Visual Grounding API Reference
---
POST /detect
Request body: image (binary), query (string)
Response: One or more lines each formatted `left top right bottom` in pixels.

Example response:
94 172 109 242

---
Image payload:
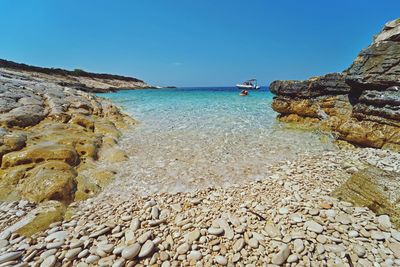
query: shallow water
100 87 336 195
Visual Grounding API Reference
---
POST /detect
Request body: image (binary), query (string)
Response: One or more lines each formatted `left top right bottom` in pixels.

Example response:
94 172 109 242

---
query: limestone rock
19 162 76 202
1 143 79 168
332 166 400 227
269 18 400 151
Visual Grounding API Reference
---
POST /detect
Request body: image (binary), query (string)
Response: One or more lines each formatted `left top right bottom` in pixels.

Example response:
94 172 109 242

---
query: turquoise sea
99 87 335 195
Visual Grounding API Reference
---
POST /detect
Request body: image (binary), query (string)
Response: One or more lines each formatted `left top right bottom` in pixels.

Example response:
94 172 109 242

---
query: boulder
20 161 77 202
15 201 67 237
332 166 400 227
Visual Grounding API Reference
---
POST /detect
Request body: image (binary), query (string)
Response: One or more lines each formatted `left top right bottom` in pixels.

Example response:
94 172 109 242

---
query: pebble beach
1 146 399 266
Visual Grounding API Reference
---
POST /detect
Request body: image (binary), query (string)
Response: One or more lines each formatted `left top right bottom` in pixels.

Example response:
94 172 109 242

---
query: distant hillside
0 59 144 82
0 59 152 92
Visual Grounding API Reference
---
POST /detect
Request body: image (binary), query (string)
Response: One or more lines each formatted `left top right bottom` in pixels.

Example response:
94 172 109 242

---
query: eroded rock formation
0 67 135 205
270 18 400 151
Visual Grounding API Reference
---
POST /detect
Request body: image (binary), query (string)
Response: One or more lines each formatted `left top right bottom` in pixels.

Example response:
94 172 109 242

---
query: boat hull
236 84 260 90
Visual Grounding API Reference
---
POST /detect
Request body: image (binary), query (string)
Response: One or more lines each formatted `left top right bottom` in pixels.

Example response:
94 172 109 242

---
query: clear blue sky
0 1 399 87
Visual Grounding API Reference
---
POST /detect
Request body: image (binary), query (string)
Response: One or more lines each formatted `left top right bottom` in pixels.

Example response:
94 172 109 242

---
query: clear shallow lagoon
100 87 335 195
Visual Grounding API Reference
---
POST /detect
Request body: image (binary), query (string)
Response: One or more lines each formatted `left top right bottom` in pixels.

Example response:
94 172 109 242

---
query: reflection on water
99 87 336 195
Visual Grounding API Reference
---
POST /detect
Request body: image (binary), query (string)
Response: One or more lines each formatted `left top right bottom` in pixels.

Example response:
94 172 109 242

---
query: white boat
236 79 260 90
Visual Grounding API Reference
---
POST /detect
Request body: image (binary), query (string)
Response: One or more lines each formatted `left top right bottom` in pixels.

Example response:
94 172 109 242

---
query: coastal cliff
270 19 400 151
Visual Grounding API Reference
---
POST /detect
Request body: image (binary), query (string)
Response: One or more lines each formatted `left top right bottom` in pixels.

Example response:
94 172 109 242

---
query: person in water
241 89 248 96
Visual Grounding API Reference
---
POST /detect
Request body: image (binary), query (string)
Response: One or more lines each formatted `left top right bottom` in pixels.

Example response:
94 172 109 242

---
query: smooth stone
69 240 84 249
316 235 327 244
215 218 234 240
177 243 190 255
130 218 140 231
185 229 201 244
96 247 108 257
98 256 114 266
40 249 57 260
348 230 359 238
78 249 89 258
227 213 241 227
187 250 202 261
371 231 386 240
65 248 82 260
353 244 366 257
40 255 57 267
287 254 299 263
248 238 259 248
85 255 100 264
293 239 304 253
232 253 241 263
45 231 67 242
378 215 392 230
0 251 23 264
89 227 111 238
271 244 291 265
124 230 135 244
121 215 132 221
392 231 400 242
325 209 337 218
0 231 11 240
215 255 228 265
137 231 152 244
144 199 157 208
316 243 325 254
233 238 245 253
112 258 125 267
358 259 373 267
289 214 302 223
138 240 155 258
336 214 351 225
98 243 114 253
113 246 125 255
207 227 224 236
388 242 400 258
309 209 319 216
159 251 169 261
151 206 159 220
324 244 345 254
0 240 9 249
279 207 289 215
46 241 64 249
305 221 324 234
121 243 141 260
171 203 182 212
264 223 281 238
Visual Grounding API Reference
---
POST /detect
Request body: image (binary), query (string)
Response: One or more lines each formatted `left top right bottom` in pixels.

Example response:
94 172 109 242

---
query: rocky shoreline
270 19 400 151
0 147 399 266
0 19 400 266
0 62 140 236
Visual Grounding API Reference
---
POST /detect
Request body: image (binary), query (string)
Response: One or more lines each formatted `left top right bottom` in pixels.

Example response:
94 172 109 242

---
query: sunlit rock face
270 18 400 151
0 66 135 205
